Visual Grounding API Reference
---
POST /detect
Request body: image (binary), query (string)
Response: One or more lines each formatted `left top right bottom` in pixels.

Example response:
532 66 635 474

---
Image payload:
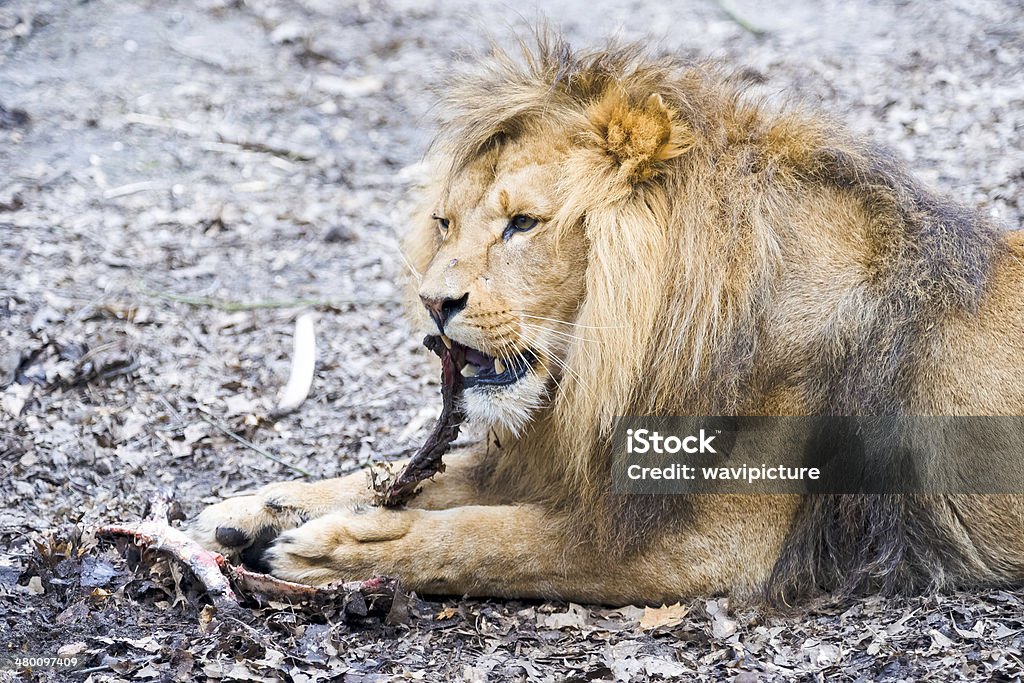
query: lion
190 35 1024 606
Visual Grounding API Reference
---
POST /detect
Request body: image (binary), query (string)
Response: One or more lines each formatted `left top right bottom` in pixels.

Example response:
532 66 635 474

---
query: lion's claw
214 526 250 548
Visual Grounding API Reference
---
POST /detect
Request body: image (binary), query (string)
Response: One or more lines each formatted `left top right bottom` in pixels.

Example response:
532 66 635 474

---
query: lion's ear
588 89 692 183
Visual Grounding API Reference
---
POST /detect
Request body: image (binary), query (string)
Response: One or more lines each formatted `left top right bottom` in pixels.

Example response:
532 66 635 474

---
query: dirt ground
1 0 1023 681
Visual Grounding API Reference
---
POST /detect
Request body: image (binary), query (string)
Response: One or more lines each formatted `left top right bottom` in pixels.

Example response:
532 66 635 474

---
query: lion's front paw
188 482 318 570
263 507 420 585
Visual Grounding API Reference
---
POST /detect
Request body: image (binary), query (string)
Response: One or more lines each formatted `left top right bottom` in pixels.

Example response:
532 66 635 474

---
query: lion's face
414 132 588 433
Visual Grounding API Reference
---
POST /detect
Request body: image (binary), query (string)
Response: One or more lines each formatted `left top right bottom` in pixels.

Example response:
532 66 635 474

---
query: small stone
314 75 383 98
324 224 357 243
270 20 307 44
0 104 29 129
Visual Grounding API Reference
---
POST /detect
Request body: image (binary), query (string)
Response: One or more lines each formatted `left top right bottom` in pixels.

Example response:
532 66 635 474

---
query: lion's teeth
493 358 506 375
440 334 452 349
461 364 476 378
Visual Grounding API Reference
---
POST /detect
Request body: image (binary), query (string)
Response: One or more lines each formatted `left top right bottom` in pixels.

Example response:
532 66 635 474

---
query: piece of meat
379 335 466 508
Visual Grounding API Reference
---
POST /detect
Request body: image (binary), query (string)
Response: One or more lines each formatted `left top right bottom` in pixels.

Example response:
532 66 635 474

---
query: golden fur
191 34 1024 606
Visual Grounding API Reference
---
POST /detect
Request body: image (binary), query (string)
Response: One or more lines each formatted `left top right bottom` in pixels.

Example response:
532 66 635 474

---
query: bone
97 498 399 618
273 313 316 417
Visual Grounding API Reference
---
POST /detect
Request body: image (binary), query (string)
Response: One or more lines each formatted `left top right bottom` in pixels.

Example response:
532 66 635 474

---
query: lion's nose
420 292 469 333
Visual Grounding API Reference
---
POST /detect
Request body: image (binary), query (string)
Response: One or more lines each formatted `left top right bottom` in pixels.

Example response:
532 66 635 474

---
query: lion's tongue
465 348 493 370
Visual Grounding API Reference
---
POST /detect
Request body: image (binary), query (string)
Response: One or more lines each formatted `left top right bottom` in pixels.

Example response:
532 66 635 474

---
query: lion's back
916 229 1024 415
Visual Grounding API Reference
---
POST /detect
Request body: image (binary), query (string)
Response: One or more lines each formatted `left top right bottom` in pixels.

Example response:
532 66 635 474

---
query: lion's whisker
513 312 624 330
497 329 570 401
518 321 601 345
518 324 601 390
397 247 423 283
515 326 593 395
511 333 574 398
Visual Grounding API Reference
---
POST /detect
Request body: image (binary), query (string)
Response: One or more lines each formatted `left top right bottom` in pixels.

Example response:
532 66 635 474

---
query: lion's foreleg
263 503 602 597
265 496 797 604
261 504 702 603
188 450 484 562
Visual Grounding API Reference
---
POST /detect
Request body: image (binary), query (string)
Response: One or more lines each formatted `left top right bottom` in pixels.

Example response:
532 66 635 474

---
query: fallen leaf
639 602 689 630
706 599 738 640
57 642 87 656
224 394 258 415
930 629 955 649
540 603 590 630
2 383 32 417
183 422 210 445
199 605 217 634
642 656 690 677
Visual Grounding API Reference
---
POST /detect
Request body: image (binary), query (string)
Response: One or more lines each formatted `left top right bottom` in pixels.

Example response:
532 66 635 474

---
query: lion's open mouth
440 337 536 388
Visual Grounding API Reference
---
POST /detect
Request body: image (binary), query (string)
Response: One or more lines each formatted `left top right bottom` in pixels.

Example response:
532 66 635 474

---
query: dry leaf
435 606 459 620
712 612 738 639
639 602 690 630
540 603 590 630
57 642 87 656
198 605 217 634
929 629 955 649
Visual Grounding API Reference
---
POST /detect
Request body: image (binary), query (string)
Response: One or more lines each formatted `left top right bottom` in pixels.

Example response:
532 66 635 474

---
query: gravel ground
0 0 1022 681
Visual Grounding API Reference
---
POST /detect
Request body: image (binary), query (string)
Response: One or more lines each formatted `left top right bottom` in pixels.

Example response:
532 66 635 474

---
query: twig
143 290 335 311
123 113 202 136
140 288 395 311
196 412 312 478
199 141 298 170
224 139 316 162
103 180 167 199
180 323 214 354
708 0 767 36
156 394 184 424
163 37 244 73
125 110 313 161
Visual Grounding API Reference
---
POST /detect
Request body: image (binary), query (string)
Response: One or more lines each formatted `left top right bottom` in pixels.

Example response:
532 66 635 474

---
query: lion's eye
503 214 539 240
432 214 450 233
